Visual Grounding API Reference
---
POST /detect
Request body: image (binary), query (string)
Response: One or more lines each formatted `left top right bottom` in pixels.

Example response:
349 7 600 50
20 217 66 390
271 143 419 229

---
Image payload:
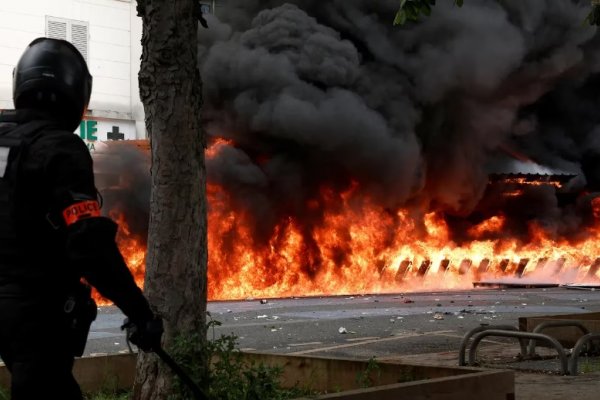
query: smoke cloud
98 0 600 249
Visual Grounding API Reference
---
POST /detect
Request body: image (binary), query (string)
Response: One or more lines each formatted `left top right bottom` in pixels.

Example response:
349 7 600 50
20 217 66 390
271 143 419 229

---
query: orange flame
104 141 600 302
206 138 234 158
500 177 563 188
592 197 600 219
467 216 505 238
92 211 146 305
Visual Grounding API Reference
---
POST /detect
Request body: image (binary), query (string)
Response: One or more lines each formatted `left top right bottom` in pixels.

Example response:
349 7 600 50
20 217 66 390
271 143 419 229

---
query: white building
0 0 145 151
0 0 220 152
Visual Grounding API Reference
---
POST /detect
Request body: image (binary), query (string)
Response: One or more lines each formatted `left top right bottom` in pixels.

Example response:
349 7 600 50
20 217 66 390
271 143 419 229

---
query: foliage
2 385 130 400
580 356 600 374
166 330 208 400
355 357 382 388
586 1 600 25
84 390 130 400
393 0 462 25
394 0 600 26
83 374 130 400
167 314 312 400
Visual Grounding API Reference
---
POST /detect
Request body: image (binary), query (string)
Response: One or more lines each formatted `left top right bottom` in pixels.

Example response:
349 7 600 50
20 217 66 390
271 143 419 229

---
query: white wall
0 0 144 134
129 2 145 139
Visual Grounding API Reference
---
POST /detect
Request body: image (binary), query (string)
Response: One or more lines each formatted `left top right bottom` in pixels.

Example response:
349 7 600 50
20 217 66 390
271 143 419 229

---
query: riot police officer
0 38 163 399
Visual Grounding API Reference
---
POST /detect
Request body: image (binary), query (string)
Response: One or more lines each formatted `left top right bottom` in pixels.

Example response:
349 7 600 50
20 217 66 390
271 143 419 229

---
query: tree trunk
134 1 207 399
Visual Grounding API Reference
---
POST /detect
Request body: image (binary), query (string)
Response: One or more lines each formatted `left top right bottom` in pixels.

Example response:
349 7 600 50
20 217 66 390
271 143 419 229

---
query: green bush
85 389 130 400
167 314 312 400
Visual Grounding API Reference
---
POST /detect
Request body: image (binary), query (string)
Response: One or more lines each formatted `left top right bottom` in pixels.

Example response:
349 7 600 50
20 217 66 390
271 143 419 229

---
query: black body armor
0 120 52 284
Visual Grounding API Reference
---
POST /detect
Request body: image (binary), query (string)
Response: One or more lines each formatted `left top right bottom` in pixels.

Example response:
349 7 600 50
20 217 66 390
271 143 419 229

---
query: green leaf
394 0 596 27
593 5 600 26
422 3 432 16
394 9 408 25
405 2 420 21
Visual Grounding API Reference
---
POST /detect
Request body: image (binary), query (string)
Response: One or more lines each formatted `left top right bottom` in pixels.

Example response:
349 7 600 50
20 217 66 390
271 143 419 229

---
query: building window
199 2 212 14
45 16 89 62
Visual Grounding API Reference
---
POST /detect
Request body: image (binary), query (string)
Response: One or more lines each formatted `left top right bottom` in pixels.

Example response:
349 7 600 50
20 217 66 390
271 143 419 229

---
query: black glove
122 316 164 352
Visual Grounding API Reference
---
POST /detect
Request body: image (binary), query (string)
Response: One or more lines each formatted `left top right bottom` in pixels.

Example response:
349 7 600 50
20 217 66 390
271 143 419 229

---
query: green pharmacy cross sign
79 120 98 151
79 120 98 141
79 120 126 151
107 126 125 140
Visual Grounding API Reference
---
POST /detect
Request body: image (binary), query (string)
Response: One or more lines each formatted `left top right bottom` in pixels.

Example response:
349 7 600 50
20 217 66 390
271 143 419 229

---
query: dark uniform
0 39 161 399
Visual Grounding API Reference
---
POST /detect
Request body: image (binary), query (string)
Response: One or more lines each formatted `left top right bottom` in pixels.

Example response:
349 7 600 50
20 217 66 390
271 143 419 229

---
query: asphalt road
84 286 600 360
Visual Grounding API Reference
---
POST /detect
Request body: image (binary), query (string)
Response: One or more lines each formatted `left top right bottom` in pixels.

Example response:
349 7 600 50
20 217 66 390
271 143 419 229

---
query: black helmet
13 37 92 131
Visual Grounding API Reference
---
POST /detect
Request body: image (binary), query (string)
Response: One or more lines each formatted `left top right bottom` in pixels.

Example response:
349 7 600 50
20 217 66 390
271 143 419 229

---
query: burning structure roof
489 173 577 182
488 173 578 186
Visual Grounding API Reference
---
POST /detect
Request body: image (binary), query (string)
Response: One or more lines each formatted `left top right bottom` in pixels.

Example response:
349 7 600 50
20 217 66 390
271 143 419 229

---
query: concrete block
519 312 600 347
1 352 515 400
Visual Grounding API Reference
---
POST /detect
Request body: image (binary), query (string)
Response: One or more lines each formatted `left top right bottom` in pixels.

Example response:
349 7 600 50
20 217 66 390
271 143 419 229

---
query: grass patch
84 389 131 400
3 386 130 400
580 357 600 374
356 357 381 388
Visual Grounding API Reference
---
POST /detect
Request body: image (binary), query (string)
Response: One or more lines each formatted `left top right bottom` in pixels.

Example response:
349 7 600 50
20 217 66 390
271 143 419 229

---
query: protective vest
0 121 51 280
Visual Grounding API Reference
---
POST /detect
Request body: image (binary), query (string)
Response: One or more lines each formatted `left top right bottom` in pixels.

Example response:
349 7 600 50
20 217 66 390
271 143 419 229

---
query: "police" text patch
62 200 101 226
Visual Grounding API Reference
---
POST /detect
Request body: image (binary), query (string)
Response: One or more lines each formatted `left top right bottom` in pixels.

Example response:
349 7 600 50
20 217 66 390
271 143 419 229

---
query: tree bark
134 1 207 398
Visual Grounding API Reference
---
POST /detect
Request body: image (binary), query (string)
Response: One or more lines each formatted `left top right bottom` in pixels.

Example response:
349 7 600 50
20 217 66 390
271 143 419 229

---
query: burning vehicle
94 1 600 300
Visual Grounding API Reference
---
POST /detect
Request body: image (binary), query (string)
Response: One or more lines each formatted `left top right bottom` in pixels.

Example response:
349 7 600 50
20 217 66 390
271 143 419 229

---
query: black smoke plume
96 0 600 251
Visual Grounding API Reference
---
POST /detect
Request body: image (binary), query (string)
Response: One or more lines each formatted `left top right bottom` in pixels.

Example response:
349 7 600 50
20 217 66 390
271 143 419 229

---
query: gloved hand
121 316 164 352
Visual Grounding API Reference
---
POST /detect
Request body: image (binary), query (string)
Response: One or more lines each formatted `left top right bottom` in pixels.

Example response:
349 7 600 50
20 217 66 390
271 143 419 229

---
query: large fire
101 140 600 302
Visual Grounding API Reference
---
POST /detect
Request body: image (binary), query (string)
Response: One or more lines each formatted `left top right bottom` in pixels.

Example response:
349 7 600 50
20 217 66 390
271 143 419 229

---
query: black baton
155 347 208 400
